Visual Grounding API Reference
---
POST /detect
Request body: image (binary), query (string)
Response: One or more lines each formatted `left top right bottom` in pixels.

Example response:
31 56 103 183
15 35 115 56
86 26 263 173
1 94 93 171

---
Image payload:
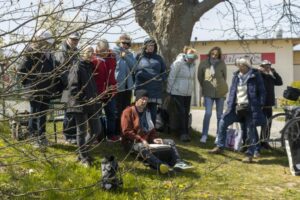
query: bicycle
263 106 300 149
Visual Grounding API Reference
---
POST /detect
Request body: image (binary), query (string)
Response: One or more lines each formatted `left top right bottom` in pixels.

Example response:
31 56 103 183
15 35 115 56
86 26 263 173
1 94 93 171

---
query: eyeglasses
121 42 130 46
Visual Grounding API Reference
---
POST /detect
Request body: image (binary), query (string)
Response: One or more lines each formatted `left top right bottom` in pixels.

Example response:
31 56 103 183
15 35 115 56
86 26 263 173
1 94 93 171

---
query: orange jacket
121 105 158 145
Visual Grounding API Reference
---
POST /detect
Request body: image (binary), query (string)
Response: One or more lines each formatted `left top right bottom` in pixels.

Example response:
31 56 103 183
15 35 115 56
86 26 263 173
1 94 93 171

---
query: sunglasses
121 42 131 46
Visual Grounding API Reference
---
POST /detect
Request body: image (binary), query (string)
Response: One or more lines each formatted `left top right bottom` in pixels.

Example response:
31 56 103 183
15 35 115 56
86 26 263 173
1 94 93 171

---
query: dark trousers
115 90 132 133
103 97 117 137
29 98 50 137
261 107 273 142
133 139 181 169
74 112 103 161
147 102 158 126
63 112 77 140
172 95 191 136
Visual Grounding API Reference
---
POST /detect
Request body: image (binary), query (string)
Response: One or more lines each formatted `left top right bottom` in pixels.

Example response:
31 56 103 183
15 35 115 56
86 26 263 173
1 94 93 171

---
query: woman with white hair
65 46 103 167
209 56 266 163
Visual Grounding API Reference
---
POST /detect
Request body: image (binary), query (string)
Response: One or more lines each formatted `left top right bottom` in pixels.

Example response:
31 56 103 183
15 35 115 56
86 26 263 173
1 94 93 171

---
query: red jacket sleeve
91 56 108 96
121 107 143 142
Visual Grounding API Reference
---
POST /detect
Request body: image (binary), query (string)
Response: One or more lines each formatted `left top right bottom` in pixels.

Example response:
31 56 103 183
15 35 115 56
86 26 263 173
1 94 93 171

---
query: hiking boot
180 134 191 142
242 155 253 163
261 142 272 150
200 135 207 143
208 146 224 154
159 164 170 174
173 161 194 172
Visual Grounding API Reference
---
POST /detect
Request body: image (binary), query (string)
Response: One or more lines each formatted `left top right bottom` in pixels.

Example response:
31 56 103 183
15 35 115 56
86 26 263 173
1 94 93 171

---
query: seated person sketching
121 89 193 174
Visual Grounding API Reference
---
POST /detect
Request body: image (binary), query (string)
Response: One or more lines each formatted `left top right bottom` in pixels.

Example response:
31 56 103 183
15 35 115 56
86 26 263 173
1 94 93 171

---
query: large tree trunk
131 0 223 67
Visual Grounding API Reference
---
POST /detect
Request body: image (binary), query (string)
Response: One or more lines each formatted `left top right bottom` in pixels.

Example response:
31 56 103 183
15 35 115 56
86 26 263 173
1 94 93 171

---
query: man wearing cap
121 89 194 174
113 34 136 134
257 60 283 151
17 28 58 148
56 32 80 144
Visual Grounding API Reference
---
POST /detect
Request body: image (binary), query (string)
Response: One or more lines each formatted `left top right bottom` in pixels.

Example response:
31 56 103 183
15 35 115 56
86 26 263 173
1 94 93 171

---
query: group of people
17 28 282 171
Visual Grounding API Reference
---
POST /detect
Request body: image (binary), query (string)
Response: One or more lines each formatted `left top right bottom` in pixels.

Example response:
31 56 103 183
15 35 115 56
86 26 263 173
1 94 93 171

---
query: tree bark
131 0 224 67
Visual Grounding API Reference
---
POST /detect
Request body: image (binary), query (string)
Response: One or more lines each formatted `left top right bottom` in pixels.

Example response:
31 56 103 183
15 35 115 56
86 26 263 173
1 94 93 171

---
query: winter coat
17 47 59 100
134 52 167 99
101 52 117 100
225 68 266 126
198 59 228 98
113 46 136 91
121 105 158 145
167 53 195 96
91 56 108 97
260 70 283 106
66 60 100 114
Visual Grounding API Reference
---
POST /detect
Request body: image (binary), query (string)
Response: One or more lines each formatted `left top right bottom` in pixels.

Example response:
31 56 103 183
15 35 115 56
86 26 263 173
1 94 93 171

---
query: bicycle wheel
263 112 292 149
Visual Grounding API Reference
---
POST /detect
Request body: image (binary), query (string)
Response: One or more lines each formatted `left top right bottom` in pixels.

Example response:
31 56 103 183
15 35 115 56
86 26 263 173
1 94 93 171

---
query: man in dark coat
257 60 283 150
17 29 58 148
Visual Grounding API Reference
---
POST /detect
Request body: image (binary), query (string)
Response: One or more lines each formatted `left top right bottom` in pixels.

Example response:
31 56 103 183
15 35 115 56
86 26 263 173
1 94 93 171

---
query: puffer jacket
225 68 266 126
17 47 59 99
134 52 167 99
198 59 228 98
66 60 100 114
167 53 195 96
113 46 136 91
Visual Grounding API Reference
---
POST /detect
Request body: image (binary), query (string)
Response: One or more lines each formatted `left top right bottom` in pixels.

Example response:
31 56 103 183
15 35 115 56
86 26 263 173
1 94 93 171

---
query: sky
1 0 300 52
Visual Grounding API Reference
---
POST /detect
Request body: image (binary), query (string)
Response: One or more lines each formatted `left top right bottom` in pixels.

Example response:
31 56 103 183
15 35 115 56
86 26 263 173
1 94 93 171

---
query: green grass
1 122 300 200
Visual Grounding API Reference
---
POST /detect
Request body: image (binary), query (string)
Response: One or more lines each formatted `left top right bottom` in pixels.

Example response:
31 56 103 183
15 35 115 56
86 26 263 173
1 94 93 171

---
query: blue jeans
29 98 50 137
74 113 103 160
202 97 225 137
103 98 117 137
217 111 256 156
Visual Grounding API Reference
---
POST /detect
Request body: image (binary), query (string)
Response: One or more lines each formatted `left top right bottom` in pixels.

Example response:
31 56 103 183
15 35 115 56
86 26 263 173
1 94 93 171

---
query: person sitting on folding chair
121 89 193 174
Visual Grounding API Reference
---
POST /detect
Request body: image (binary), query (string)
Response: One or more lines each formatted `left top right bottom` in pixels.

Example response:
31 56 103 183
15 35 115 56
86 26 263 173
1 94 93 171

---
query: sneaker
208 146 224 154
180 134 191 142
159 164 170 174
254 151 260 158
200 135 207 143
173 161 194 172
242 155 253 163
106 135 121 142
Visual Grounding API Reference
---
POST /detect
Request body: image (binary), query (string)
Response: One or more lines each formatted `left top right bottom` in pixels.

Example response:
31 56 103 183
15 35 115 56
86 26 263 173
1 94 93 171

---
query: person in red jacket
94 39 119 142
121 89 194 174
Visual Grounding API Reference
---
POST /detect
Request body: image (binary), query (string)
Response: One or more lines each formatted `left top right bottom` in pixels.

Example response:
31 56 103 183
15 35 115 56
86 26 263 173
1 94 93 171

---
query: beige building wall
192 39 299 106
130 38 300 107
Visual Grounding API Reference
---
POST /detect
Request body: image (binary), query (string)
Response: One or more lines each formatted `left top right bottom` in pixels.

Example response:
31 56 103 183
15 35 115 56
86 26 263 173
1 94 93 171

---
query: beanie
135 89 149 101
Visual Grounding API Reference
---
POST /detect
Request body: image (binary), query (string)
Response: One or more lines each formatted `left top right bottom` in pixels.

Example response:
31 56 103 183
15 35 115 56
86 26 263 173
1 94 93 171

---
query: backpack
100 156 123 190
283 86 300 101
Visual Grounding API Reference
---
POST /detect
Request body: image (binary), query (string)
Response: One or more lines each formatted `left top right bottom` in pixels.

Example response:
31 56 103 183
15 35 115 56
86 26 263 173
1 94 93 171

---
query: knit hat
135 89 149 101
143 38 156 46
